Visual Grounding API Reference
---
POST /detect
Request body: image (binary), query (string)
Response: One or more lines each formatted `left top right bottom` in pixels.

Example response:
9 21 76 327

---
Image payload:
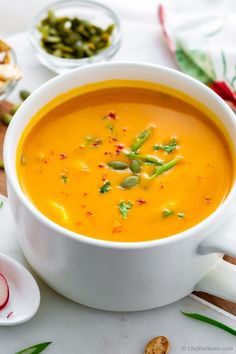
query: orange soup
17 80 234 242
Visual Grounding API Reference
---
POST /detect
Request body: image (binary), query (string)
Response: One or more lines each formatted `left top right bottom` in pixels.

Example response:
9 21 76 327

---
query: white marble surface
0 5 236 353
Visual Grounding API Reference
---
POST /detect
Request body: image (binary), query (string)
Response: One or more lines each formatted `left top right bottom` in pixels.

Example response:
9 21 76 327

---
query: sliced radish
0 273 9 310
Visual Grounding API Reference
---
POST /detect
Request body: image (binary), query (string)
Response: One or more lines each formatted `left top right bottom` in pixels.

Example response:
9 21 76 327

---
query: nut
144 336 170 354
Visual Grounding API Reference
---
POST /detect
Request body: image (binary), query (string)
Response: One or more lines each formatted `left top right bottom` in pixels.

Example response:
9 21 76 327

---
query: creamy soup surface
17 81 234 242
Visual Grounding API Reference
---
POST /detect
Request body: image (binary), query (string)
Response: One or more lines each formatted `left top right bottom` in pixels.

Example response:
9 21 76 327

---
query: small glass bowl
29 0 121 74
0 48 19 101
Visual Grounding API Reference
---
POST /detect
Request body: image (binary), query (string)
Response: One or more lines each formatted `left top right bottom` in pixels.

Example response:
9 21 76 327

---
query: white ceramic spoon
0 196 40 325
0 253 40 325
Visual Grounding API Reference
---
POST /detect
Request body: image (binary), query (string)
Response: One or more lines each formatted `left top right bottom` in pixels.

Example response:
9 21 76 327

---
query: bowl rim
4 62 236 250
29 0 121 66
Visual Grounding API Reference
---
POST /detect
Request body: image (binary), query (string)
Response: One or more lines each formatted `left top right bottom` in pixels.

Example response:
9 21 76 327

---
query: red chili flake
92 138 103 148
86 211 93 218
102 173 107 181
98 164 105 168
115 144 124 150
122 127 127 132
137 199 147 206
112 137 118 142
59 153 67 160
116 150 121 155
205 197 212 204
112 223 122 234
7 312 14 319
83 192 88 197
105 111 118 120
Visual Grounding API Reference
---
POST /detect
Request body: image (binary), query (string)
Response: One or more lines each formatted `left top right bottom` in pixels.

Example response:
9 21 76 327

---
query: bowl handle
195 218 236 301
194 260 236 302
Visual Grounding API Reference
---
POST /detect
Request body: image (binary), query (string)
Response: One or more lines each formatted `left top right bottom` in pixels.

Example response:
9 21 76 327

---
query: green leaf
181 312 236 336
100 181 111 194
118 201 133 219
175 42 216 85
153 138 177 153
131 127 153 152
15 342 52 354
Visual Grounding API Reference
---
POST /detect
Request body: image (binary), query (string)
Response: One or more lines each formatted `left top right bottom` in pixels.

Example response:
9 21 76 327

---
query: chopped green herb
149 158 181 179
131 127 153 152
181 311 236 336
129 159 141 173
0 201 3 208
61 175 68 184
162 208 174 217
0 160 4 170
20 90 31 101
15 341 52 354
153 138 177 153
100 181 111 194
177 212 185 219
120 175 139 189
118 201 133 219
108 161 128 170
125 152 162 166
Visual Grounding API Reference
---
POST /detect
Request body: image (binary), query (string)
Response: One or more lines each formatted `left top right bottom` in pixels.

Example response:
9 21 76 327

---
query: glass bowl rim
29 0 122 65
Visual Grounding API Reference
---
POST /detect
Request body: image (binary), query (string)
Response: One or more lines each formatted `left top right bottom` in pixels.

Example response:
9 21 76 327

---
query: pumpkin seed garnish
177 212 185 219
120 175 139 189
144 336 170 354
37 10 115 59
20 89 31 101
0 160 4 170
129 159 141 173
1 112 12 125
108 161 128 170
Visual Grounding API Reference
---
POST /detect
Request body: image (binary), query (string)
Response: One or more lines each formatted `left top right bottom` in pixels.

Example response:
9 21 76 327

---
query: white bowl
4 63 236 311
